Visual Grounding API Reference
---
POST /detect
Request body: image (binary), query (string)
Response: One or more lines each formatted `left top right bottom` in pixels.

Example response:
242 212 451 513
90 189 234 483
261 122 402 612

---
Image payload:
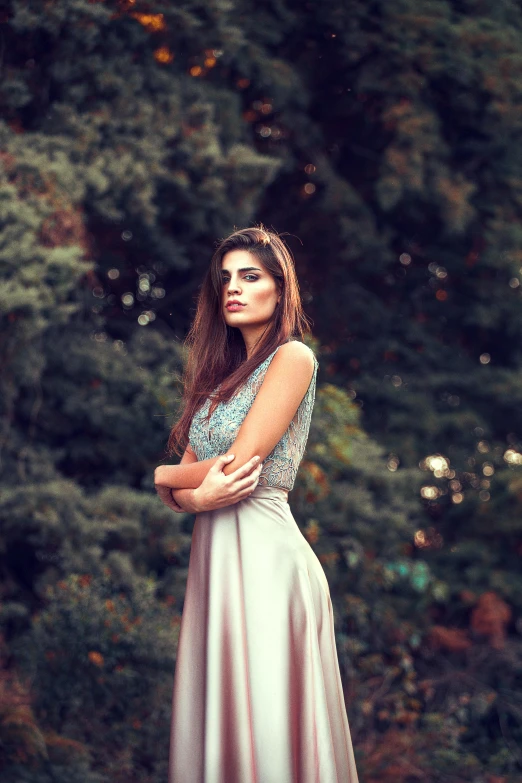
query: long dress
168 342 360 783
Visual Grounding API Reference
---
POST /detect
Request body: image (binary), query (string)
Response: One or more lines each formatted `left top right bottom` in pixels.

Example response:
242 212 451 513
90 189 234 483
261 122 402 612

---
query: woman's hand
155 483 185 513
191 453 263 512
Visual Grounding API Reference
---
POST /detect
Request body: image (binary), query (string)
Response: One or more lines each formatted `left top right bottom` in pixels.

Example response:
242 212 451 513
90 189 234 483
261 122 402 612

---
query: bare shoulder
277 340 316 363
270 340 316 381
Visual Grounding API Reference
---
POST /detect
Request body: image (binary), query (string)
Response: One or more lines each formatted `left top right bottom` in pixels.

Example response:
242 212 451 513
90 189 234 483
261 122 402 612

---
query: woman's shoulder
250 340 317 381
260 341 317 388
274 339 318 367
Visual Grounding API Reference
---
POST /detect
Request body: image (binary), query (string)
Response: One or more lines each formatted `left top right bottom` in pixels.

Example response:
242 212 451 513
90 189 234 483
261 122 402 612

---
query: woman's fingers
230 472 262 503
228 455 260 479
198 455 262 509
212 453 235 472
216 467 261 506
232 465 262 493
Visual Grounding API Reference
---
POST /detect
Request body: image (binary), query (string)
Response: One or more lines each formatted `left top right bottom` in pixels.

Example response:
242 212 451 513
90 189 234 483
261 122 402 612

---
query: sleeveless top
188 341 319 491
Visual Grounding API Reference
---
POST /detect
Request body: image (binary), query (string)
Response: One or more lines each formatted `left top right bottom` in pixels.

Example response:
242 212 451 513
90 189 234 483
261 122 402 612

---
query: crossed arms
154 341 315 501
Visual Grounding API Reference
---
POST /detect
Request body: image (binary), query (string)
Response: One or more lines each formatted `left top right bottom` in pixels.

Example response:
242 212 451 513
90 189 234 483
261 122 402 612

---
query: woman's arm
154 452 221 489
157 448 263 514
221 341 315 476
170 444 202 512
155 443 206 513
154 341 315 488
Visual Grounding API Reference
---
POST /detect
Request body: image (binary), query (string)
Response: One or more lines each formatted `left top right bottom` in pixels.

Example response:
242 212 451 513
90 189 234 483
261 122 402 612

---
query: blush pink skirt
168 484 359 783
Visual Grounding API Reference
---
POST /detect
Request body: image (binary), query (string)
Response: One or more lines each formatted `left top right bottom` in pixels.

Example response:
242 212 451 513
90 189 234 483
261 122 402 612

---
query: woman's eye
221 275 258 283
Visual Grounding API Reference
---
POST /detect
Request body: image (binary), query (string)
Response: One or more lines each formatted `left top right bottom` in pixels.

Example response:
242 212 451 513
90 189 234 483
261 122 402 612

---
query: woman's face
221 249 280 332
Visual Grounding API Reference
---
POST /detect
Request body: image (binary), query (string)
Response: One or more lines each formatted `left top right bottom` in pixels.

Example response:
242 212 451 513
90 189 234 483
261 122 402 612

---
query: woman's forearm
171 487 201 513
154 456 220 489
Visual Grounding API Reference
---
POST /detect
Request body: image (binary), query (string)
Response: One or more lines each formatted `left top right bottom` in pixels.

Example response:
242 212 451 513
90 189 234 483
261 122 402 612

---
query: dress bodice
188 341 318 491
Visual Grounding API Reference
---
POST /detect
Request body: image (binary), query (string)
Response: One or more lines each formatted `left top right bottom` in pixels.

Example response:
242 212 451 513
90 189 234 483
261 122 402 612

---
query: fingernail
254 456 260 462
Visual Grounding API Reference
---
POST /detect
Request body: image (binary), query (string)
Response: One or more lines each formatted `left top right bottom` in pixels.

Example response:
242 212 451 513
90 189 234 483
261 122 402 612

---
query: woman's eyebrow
221 266 262 273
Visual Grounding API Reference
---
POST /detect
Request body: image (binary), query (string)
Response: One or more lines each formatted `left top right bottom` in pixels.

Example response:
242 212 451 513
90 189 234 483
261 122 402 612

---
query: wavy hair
167 225 312 457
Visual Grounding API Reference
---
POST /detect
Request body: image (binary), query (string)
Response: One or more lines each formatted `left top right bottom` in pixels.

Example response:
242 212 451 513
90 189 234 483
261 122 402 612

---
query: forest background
1 1 522 781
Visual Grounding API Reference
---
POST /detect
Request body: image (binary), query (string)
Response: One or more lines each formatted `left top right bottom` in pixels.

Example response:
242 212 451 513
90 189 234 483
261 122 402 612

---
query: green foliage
12 570 175 782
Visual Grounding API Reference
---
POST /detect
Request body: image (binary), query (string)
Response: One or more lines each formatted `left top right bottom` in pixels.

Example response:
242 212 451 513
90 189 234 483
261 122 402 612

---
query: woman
154 226 359 783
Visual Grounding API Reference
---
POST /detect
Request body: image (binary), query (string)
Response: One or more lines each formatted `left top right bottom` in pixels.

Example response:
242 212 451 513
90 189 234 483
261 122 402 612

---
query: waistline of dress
249 484 289 502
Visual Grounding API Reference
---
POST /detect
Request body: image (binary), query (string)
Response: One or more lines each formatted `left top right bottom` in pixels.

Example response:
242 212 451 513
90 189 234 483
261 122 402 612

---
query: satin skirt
168 484 359 783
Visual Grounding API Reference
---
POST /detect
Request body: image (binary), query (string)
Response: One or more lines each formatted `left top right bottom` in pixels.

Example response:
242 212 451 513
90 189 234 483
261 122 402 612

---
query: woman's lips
226 303 245 311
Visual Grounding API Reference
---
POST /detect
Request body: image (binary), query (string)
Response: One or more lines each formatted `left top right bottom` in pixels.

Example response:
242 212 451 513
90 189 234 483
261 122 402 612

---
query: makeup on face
221 251 279 319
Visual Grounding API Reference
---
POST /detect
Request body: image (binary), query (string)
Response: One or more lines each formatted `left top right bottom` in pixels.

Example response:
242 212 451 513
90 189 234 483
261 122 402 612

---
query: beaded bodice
188 341 318 491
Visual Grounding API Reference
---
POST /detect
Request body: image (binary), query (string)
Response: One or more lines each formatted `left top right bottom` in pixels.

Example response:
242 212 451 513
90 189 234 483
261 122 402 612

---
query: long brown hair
167 225 313 457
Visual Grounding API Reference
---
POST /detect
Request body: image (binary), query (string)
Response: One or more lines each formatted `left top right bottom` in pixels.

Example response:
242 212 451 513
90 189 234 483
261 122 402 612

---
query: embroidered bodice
188 341 318 491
